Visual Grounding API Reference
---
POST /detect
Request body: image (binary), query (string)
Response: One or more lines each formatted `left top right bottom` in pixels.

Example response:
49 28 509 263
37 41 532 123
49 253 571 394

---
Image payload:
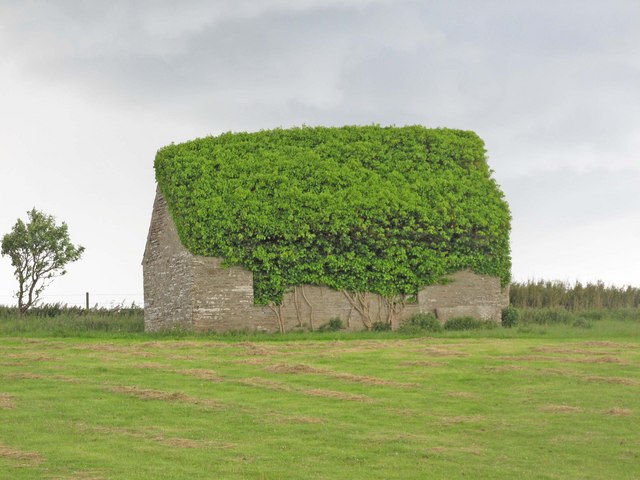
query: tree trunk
299 286 315 331
383 295 407 330
342 291 373 330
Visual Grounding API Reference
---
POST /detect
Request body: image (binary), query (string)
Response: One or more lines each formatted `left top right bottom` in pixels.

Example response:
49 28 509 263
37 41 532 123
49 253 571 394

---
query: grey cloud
1 0 639 303
505 169 640 230
5 1 639 152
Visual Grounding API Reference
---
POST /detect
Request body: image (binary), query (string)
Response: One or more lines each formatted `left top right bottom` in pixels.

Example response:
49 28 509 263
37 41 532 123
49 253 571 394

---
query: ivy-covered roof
155 125 511 304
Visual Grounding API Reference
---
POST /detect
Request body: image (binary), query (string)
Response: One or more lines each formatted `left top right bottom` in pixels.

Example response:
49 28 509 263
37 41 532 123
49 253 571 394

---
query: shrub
501 306 520 328
398 313 442 333
0 306 144 336
580 310 604 321
608 308 640 322
444 316 485 331
572 317 592 329
317 317 344 332
371 321 392 331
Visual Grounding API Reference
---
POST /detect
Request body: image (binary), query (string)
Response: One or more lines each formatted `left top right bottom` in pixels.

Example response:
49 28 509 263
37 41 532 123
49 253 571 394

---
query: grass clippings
304 388 371 402
108 385 223 409
49 470 107 480
234 357 271 365
439 415 486 425
446 391 478 399
175 368 223 382
499 354 627 364
277 415 324 424
605 408 633 416
266 363 416 387
74 422 234 450
109 386 190 402
0 393 16 409
2 372 46 380
237 377 294 392
580 341 625 348
134 364 223 382
533 346 609 355
5 353 57 362
498 355 562 362
585 376 640 386
482 365 528 372
166 355 197 361
428 445 483 456
266 363 322 374
541 405 583 413
134 362 171 370
572 356 627 364
0 444 44 466
420 347 469 357
400 361 448 367
239 342 273 356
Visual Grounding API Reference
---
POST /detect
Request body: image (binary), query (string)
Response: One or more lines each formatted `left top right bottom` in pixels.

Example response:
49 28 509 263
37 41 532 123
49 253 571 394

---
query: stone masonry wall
143 189 509 332
143 188 194 331
419 271 510 323
191 256 264 332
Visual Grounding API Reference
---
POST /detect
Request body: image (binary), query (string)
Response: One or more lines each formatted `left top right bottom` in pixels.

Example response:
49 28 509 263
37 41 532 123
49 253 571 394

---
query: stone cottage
143 126 510 333
143 194 509 333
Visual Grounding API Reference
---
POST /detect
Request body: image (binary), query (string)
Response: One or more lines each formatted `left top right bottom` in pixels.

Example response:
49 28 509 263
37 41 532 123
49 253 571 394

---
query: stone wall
143 188 194 331
191 256 264 332
419 270 510 323
143 189 509 332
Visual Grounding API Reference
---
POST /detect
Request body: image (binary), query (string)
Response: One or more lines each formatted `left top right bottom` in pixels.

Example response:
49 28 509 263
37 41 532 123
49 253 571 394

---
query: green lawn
1 323 639 479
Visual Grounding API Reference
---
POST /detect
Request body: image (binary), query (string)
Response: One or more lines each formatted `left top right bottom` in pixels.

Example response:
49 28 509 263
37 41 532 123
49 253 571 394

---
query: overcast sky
1 0 639 307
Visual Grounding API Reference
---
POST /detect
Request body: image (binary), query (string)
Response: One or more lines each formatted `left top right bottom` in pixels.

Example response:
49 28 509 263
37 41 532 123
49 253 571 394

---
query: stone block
435 305 501 323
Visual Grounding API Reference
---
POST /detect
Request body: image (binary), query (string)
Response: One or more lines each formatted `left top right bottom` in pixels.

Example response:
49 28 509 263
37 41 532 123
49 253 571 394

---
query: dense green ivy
155 125 511 304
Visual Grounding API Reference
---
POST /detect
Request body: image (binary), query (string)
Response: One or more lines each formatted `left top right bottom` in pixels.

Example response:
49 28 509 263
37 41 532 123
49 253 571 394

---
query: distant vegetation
0 296 638 338
510 280 640 310
0 303 143 337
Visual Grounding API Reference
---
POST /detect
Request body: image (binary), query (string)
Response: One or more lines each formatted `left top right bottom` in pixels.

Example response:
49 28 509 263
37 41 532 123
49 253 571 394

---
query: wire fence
0 293 144 308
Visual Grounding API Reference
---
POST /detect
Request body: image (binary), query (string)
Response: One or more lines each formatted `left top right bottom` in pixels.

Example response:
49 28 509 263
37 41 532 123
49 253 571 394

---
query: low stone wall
420 270 509 325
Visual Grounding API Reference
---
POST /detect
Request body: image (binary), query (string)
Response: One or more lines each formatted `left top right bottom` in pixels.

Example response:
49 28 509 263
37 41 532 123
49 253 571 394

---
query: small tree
1 208 84 314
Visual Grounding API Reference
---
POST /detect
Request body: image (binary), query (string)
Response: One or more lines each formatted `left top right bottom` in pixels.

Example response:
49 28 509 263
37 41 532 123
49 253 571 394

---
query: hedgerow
155 125 511 305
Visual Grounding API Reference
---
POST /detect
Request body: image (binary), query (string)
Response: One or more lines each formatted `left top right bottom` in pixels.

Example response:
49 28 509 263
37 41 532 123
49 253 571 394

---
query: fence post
86 292 89 310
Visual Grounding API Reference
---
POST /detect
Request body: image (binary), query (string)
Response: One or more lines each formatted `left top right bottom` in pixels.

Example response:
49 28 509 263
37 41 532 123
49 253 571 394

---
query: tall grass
510 280 640 310
517 307 640 325
0 302 143 318
0 303 144 336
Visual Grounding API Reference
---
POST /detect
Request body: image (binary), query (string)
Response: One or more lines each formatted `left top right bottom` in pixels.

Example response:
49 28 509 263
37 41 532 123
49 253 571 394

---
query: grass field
1 317 640 479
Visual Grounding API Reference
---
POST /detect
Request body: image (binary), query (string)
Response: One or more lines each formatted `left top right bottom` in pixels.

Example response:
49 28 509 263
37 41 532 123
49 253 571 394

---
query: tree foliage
1 209 84 314
155 125 511 305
